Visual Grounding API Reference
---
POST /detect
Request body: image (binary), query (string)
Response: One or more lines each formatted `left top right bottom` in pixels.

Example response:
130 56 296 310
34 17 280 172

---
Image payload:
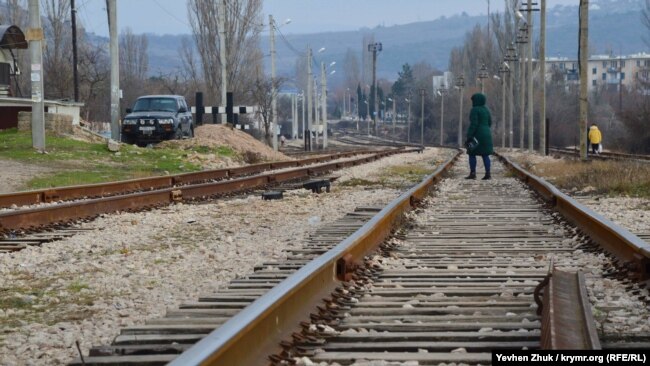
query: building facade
546 53 650 92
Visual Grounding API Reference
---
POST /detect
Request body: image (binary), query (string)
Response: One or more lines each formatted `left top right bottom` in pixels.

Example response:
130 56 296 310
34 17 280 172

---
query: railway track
68 152 650 365
549 147 650 163
0 148 411 242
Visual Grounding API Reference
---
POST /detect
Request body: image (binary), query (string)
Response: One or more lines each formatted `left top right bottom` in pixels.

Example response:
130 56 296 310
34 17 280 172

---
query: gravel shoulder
0 160 54 194
0 148 455 365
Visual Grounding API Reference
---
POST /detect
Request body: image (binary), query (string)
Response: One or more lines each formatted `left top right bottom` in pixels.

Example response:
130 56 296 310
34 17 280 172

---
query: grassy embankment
520 159 650 198
0 129 237 189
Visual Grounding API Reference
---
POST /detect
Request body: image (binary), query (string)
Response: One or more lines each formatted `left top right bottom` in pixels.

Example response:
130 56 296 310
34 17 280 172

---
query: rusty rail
549 147 650 163
167 151 460 366
498 154 650 280
0 149 415 234
0 149 390 209
537 268 601 349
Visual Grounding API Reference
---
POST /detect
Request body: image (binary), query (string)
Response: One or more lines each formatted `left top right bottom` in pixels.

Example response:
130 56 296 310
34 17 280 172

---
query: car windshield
133 98 177 113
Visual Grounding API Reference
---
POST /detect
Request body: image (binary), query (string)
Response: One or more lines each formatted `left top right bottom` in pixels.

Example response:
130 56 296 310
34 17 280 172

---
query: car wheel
187 125 194 138
174 127 183 140
120 134 134 145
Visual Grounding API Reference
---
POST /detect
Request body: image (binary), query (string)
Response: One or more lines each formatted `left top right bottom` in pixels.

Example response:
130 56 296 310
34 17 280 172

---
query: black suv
121 95 194 146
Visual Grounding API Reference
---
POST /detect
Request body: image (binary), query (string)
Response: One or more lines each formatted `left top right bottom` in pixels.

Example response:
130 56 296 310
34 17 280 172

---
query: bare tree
186 0 263 105
643 0 650 48
342 48 360 90
249 68 284 145
78 42 110 122
42 0 73 99
119 28 149 109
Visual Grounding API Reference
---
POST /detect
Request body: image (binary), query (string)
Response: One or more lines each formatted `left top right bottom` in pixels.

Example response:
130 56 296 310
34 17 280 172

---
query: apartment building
546 53 650 91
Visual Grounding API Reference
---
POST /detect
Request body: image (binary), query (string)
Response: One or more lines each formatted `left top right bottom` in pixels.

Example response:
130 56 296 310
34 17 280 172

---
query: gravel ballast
0 148 454 365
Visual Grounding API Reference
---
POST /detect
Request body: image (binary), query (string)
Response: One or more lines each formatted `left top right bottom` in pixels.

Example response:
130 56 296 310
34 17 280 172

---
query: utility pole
500 64 509 148
108 0 119 141
456 75 465 148
321 62 328 149
28 0 45 151
219 0 227 119
269 15 278 151
368 42 382 135
392 98 396 142
526 0 534 152
301 91 305 140
314 79 319 147
307 47 312 150
517 25 527 150
579 0 589 160
71 0 79 102
407 93 411 143
505 44 518 149
539 0 547 155
478 64 489 94
291 94 296 139
439 87 446 146
419 88 426 148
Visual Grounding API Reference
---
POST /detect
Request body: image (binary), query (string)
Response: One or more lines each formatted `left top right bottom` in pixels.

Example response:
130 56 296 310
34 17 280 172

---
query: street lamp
363 100 370 136
478 63 489 93
437 86 448 146
419 88 426 148
455 75 466 148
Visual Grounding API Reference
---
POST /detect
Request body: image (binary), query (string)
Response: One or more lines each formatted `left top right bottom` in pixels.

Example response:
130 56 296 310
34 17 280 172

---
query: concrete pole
342 89 346 119
307 47 312 150
301 91 305 139
539 0 547 155
322 62 328 148
440 93 444 146
392 99 396 143
219 0 227 117
269 15 278 151
458 87 464 148
108 0 120 141
71 0 79 102
314 79 319 147
28 0 45 151
519 41 526 149
579 0 589 160
407 99 411 143
508 69 514 149
527 0 534 152
502 74 506 148
371 47 379 135
420 90 425 148
291 94 296 139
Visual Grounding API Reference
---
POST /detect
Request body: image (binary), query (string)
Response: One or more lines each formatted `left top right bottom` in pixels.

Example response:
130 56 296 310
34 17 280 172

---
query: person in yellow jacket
588 123 602 155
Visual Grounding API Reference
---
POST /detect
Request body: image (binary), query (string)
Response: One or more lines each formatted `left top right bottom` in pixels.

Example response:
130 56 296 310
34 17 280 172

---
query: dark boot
482 172 492 180
465 172 476 180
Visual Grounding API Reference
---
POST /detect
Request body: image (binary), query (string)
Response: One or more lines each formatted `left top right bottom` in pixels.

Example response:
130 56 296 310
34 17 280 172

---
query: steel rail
549 147 650 163
538 268 601 349
499 154 650 280
168 151 461 366
0 150 414 234
0 149 390 209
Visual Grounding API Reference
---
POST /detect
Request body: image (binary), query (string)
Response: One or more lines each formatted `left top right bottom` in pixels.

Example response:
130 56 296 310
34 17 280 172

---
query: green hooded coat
466 93 494 156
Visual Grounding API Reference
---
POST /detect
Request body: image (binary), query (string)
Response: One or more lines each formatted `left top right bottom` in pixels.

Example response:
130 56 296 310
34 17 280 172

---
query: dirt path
0 159 54 194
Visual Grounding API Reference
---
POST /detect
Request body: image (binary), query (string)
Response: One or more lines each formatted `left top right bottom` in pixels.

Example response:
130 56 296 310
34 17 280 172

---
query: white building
546 53 650 91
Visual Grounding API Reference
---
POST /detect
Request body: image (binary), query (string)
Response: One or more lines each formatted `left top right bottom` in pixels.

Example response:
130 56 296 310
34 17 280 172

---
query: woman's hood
471 93 486 107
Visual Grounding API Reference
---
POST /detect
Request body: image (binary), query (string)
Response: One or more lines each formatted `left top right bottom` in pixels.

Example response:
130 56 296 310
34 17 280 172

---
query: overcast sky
79 0 580 36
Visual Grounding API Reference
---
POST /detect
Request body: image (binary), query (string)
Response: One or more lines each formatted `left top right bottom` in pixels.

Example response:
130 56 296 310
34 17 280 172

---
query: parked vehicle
121 95 194 146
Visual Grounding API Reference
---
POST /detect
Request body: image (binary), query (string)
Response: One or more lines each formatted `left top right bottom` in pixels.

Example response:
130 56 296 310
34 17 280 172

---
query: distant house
0 24 83 130
546 53 650 92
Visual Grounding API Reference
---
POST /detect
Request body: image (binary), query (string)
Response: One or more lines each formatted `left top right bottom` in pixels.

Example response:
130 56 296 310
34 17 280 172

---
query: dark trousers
469 154 491 173
591 143 599 154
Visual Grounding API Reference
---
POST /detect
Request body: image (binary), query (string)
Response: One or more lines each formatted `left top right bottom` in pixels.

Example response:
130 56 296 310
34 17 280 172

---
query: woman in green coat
465 93 494 180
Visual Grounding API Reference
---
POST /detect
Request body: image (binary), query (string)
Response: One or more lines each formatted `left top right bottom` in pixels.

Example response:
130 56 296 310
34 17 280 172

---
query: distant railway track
0 148 415 240
549 147 650 163
70 151 649 365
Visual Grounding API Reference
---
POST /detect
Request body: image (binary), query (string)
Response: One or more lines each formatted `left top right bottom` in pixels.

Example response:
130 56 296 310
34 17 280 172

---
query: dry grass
528 160 650 197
